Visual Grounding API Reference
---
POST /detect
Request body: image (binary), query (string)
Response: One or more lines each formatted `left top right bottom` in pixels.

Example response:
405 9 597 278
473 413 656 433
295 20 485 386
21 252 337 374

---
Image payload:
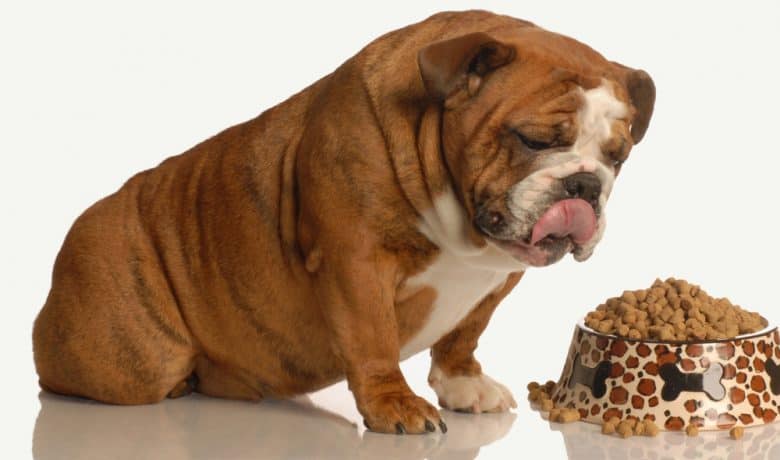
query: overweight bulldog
33 10 654 434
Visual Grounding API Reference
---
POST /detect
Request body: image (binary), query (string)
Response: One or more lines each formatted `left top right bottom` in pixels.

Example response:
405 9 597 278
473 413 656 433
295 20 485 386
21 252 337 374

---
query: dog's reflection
33 392 515 460
552 418 780 460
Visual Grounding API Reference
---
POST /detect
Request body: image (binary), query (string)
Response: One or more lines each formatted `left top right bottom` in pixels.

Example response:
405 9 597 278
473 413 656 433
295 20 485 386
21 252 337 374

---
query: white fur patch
428 364 517 413
507 82 628 261
399 188 525 360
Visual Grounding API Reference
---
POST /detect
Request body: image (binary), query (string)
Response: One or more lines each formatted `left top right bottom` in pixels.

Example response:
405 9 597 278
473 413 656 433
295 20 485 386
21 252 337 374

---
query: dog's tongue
530 199 597 246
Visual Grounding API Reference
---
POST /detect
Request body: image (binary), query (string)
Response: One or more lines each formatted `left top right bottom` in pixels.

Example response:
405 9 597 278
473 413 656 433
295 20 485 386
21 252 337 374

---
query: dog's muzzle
476 172 602 241
473 171 605 267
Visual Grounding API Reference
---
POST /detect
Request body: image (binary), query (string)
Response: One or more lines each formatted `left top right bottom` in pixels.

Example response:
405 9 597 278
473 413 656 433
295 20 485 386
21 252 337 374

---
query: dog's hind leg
167 374 199 399
192 356 264 401
32 197 199 405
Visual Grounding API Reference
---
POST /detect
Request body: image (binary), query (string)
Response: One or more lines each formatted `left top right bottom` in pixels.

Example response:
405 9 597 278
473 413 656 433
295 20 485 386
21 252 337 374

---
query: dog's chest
398 250 509 360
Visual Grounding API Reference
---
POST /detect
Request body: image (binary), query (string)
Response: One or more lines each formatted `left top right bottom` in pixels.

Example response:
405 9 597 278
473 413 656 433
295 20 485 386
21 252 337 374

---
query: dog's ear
612 63 656 144
418 32 515 104
626 69 655 144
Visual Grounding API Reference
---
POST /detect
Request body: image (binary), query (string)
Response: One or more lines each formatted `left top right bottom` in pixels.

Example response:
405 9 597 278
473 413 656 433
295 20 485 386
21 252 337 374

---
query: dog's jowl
33 10 654 434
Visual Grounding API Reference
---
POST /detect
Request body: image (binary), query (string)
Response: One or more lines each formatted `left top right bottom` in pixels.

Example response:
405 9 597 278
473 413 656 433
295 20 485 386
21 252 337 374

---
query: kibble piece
686 424 699 437
676 280 691 295
691 328 706 341
597 319 614 334
549 408 562 422
602 421 616 435
730 427 745 440
643 421 660 437
540 399 554 412
527 381 541 392
558 409 581 423
616 421 634 438
634 421 646 436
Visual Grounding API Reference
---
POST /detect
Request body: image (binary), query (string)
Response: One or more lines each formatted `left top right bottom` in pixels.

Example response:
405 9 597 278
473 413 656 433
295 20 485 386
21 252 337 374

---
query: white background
2 1 779 459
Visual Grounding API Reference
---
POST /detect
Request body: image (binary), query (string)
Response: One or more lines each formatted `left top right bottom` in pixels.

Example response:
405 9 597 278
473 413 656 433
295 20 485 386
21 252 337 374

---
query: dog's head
418 27 655 267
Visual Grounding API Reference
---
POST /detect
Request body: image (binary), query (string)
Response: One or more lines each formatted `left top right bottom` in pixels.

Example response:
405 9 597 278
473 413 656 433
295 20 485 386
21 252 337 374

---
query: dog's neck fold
408 106 487 252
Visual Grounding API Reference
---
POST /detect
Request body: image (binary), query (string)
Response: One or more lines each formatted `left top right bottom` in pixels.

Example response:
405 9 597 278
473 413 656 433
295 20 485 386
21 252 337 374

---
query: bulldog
33 10 654 434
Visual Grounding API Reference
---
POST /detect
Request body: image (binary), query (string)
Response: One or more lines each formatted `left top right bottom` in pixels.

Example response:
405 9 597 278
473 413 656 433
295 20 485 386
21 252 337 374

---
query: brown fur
32 10 654 434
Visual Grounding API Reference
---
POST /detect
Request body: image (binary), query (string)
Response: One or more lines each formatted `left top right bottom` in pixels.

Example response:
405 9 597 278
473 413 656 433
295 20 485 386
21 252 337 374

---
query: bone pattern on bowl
552 326 780 431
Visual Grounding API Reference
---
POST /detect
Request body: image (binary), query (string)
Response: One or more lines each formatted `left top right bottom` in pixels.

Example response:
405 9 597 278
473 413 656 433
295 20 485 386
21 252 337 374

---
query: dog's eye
513 131 552 151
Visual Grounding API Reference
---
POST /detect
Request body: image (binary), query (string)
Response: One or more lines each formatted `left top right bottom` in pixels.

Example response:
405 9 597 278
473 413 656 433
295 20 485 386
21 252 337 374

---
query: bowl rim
576 319 778 345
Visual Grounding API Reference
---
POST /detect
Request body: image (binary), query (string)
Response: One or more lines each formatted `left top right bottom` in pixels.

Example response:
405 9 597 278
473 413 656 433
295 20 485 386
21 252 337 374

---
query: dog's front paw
428 365 517 414
360 391 446 435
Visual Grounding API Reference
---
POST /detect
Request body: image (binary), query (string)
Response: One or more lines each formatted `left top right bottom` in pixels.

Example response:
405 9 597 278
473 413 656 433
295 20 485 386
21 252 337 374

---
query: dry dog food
528 381 659 436
643 420 660 437
529 382 580 423
584 278 767 341
616 420 635 438
527 381 741 440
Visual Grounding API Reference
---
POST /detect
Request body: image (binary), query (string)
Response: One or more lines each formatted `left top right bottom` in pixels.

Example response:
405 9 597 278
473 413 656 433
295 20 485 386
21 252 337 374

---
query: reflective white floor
31 385 780 460
32 390 514 460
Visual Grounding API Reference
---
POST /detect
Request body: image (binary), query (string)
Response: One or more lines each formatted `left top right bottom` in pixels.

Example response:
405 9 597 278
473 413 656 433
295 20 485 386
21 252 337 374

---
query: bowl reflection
551 415 780 460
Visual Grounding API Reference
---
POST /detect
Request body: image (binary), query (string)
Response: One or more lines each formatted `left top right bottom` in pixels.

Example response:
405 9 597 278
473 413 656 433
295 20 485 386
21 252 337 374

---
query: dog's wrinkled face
419 29 655 267
471 79 630 267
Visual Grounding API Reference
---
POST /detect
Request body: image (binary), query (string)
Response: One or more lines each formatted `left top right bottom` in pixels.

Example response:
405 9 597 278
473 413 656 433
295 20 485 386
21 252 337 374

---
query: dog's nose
563 172 601 205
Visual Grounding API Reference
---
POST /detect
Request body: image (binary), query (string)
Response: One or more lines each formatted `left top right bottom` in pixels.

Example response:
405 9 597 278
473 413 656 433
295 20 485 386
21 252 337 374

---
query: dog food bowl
551 321 780 431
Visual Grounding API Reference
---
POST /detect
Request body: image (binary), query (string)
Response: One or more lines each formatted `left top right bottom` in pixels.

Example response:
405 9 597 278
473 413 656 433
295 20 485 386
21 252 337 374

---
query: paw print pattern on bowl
552 323 780 431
